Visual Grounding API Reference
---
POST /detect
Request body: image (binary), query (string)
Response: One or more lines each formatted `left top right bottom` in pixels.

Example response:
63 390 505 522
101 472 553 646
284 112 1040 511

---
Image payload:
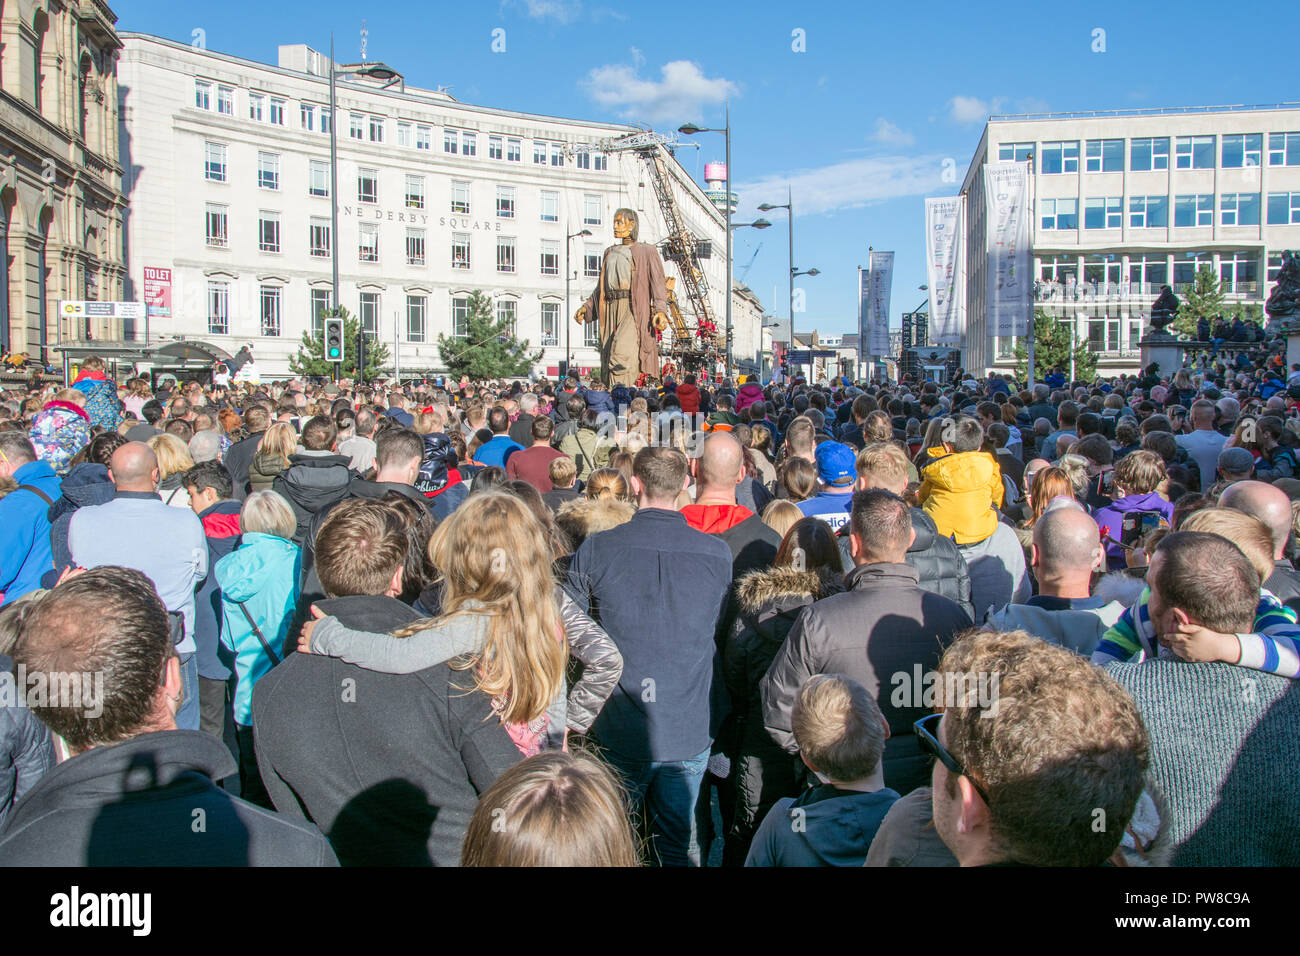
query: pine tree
436 290 540 380
1173 267 1225 339
1013 310 1097 383
288 307 390 380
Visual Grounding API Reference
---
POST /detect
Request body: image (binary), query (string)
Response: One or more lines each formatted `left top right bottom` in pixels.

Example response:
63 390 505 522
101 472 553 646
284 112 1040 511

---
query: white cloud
508 0 584 23
870 118 914 146
948 95 996 124
734 153 947 218
582 60 737 124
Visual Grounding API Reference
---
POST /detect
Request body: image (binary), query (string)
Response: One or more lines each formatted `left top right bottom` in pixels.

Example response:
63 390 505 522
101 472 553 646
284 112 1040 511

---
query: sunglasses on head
914 712 991 806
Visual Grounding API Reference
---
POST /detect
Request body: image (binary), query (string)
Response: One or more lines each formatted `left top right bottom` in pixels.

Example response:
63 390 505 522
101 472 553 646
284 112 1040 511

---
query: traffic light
323 317 345 364
355 330 367 384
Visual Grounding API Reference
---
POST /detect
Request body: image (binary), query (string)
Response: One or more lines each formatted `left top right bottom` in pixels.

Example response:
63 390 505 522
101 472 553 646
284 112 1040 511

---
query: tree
436 290 540 380
1173 267 1225 339
1013 309 1097 383
289 306 390 381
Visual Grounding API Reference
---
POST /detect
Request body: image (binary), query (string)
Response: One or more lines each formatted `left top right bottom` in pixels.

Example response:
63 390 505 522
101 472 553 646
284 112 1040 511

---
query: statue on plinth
1266 251 1300 324
1149 285 1180 335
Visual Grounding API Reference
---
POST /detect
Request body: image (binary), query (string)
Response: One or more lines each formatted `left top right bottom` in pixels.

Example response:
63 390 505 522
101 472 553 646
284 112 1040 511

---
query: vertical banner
925 196 966 344
983 161 1031 337
866 250 894 357
143 267 172 318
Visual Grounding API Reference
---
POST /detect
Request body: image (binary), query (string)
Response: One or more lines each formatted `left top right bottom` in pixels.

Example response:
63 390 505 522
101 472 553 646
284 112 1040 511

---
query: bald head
698 431 744 495
1220 480 1292 559
109 442 160 493
1032 505 1103 595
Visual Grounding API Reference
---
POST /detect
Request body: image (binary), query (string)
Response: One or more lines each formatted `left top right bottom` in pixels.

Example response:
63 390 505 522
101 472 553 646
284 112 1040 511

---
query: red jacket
676 383 701 415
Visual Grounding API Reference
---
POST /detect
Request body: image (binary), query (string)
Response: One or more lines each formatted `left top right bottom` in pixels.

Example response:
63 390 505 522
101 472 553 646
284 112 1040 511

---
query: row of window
998 132 1300 172
1038 191 1300 230
206 282 587 347
1035 250 1269 294
194 79 610 170
204 204 607 275
202 143 606 224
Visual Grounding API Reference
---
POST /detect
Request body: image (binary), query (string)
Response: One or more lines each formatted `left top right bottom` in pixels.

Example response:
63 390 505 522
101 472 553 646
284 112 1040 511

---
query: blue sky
115 0 1300 337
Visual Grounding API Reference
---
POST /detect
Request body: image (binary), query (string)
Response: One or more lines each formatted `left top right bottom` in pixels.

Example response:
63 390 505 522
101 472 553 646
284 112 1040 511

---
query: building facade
1 0 126 362
117 35 756 380
959 105 1300 375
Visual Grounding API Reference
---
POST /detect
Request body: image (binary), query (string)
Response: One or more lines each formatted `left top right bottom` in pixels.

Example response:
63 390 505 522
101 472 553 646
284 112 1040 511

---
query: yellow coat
917 448 1004 545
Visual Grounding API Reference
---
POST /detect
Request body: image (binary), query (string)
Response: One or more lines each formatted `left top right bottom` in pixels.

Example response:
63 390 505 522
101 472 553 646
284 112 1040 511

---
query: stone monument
1139 284 1186 377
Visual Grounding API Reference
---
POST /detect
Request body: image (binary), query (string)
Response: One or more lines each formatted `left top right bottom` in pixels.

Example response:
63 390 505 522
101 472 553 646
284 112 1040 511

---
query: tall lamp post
728 218 770 378
564 226 591 378
679 109 734 379
758 189 818 382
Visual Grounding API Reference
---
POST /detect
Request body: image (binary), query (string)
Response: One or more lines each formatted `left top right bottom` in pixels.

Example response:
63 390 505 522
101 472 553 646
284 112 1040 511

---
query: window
1039 197 1078 230
1269 132 1300 166
248 93 264 122
260 286 281 337
205 203 228 247
1083 196 1121 229
998 142 1034 162
451 180 470 214
369 115 384 143
583 194 602 226
540 239 559 276
496 185 516 219
1173 252 1213 290
451 296 471 338
320 108 332 135
359 292 379 334
258 211 280 253
310 289 332 337
349 113 364 140
584 244 601 277
1220 192 1261 226
1220 252 1259 294
1130 137 1170 171
497 236 516 273
195 80 211 110
415 125 431 150
406 295 427 342
1268 191 1300 225
507 137 521 162
540 190 559 222
217 86 233 116
444 129 459 154
550 142 564 167
1222 133 1262 168
269 98 285 126
584 320 599 348
541 302 559 346
533 140 547 165
1128 321 1143 351
1040 254 1077 285
207 281 229 335
593 153 607 172
1040 141 1079 174
397 122 411 147
204 142 227 182
576 150 590 170
489 135 503 159
451 233 471 270
497 298 516 337
462 132 477 157
310 160 330 197
1129 195 1168 228
1083 255 1121 291
405 174 425 209
406 228 425 266
257 151 280 190
1174 194 1214 227
309 217 331 257
1175 135 1215 169
301 103 315 131
1085 139 1124 172
359 222 379 262
358 168 378 204
1269 253 1286 281
1129 254 1168 289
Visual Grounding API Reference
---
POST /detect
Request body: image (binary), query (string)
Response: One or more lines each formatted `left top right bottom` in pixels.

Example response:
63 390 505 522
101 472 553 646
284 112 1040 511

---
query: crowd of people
0 349 1296 867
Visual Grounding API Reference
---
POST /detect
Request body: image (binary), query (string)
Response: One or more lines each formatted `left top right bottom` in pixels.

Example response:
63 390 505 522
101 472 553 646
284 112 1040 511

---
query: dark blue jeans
606 747 710 867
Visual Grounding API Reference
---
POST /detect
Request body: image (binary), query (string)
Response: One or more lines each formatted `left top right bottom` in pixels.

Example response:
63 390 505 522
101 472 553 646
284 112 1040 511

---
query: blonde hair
412 491 565 726
55 388 86 407
147 433 195 479
1113 450 1167 498
461 751 640 867
792 674 886 782
584 468 630 502
855 442 909 490
241 490 297 540
259 422 298 467
548 455 577 488
761 499 804 539
413 408 445 434
1179 508 1274 583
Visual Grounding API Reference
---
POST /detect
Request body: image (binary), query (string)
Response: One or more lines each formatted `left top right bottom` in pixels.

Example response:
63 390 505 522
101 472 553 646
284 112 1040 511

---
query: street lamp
565 227 592 378
731 219 771 230
759 189 820 383
679 108 735 379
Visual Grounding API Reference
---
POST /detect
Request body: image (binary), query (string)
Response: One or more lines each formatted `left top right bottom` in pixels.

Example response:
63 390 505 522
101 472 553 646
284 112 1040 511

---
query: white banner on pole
924 196 966 345
866 250 894 356
983 162 1031 338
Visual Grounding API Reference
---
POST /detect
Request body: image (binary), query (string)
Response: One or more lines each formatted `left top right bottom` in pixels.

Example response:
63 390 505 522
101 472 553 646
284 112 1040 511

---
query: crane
737 243 762 284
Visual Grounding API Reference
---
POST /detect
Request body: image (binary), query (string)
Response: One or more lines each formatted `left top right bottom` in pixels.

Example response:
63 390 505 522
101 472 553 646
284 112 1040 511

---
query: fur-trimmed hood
735 564 841 616
555 495 636 544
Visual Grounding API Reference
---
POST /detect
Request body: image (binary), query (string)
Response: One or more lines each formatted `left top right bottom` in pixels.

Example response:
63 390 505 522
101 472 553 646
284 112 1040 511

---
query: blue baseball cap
816 441 856 487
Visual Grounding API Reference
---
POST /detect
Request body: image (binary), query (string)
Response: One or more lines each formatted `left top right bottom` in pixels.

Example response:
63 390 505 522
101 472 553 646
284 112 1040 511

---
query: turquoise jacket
216 533 301 724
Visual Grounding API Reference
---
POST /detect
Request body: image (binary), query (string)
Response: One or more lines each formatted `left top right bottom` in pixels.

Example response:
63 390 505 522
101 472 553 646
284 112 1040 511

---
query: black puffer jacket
837 506 973 620
271 452 356 544
722 565 841 866
0 654 56 832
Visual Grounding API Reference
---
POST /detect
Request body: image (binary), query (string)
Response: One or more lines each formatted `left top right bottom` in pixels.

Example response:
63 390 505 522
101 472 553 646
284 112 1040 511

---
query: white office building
958 104 1300 375
117 34 751 379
